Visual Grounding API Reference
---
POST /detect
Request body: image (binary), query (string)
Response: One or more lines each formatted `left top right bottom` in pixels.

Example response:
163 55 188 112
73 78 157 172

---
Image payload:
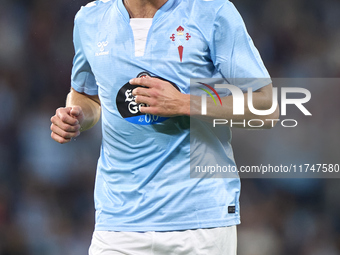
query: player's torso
75 0 241 231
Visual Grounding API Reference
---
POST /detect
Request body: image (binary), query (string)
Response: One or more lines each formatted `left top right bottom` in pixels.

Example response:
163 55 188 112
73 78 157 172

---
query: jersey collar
117 0 178 23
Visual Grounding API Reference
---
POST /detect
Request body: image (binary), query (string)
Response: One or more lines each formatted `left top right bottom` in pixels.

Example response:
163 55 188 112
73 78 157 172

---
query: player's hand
130 76 190 117
50 106 84 144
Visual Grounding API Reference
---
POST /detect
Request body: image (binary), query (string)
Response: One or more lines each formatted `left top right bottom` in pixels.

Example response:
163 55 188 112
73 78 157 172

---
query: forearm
66 88 101 131
188 84 279 128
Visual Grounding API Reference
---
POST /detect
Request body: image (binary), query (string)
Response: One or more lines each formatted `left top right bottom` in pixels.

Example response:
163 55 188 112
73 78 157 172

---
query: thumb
70 106 82 118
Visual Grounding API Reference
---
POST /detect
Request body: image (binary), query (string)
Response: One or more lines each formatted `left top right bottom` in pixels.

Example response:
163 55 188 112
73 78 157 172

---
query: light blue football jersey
71 0 270 231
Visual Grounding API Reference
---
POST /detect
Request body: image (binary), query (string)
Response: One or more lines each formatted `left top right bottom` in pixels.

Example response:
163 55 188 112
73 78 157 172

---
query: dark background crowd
0 0 339 254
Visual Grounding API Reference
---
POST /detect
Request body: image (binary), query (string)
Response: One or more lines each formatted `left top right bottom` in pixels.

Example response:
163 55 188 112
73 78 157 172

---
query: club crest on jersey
170 26 191 62
95 41 109 56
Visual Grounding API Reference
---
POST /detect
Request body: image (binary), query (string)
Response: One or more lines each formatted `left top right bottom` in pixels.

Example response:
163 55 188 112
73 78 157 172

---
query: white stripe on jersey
130 18 153 57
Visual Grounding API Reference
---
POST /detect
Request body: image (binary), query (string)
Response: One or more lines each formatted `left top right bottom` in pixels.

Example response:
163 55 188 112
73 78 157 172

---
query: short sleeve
210 1 271 92
71 15 98 95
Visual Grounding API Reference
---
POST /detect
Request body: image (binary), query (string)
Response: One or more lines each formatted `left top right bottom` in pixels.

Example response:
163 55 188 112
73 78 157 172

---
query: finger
135 95 156 106
139 106 160 116
70 106 82 118
56 108 79 125
50 123 80 139
51 115 81 132
132 87 151 97
51 131 71 144
129 76 159 88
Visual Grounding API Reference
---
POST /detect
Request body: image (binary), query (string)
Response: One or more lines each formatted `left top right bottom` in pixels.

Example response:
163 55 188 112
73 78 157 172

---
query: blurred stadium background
0 0 339 254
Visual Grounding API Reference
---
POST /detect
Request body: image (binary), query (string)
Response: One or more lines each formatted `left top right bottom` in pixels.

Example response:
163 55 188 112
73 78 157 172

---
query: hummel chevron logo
96 41 109 56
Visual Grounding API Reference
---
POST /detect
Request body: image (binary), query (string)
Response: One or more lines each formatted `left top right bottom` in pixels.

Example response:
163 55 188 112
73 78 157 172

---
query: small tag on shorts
228 206 236 213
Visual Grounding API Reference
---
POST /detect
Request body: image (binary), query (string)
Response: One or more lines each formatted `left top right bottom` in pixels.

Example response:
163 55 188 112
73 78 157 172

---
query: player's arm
189 83 280 128
50 88 101 144
130 77 278 128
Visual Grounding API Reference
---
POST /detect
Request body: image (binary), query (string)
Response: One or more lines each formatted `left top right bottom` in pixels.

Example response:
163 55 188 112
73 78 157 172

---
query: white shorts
89 226 237 255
